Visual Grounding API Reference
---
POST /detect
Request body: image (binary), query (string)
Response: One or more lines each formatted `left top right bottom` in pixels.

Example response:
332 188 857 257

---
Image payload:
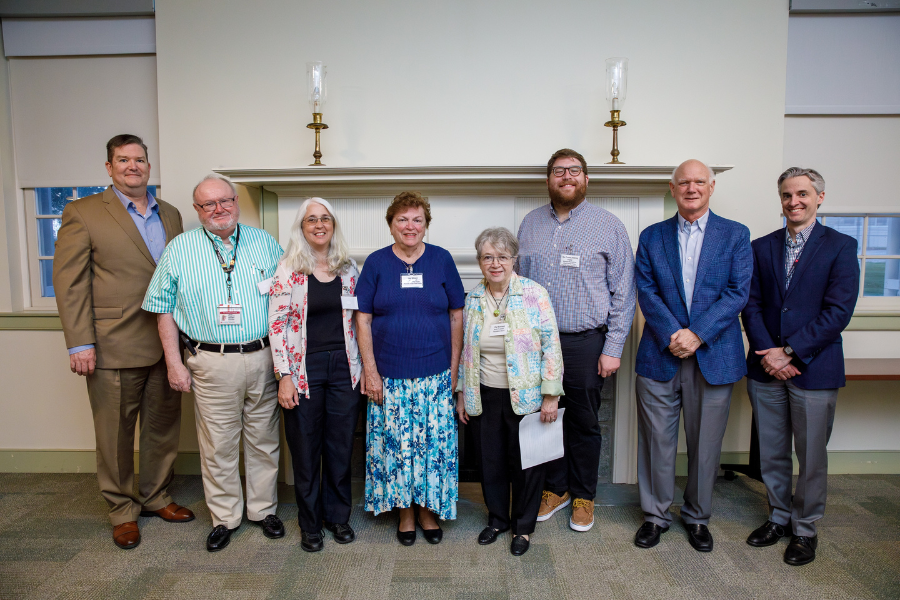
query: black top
306 274 345 354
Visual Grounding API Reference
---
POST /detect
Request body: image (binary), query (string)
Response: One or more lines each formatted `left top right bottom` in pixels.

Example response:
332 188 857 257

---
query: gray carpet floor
0 473 898 600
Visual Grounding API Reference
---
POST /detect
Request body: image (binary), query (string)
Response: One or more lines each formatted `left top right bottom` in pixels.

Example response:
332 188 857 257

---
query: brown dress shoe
140 503 195 523
113 521 141 549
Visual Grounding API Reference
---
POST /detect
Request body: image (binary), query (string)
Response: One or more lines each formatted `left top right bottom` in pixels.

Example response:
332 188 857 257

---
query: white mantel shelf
217 164 733 197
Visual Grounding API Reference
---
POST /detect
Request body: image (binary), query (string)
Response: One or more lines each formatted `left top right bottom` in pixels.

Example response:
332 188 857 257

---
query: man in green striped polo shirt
143 173 285 552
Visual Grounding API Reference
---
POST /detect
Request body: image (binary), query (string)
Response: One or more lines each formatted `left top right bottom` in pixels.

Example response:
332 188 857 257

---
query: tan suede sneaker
570 498 595 531
536 491 571 522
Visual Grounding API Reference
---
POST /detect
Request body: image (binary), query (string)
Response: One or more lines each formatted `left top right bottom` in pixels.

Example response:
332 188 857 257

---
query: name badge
217 303 242 325
341 295 359 310
401 273 423 288
489 323 509 336
560 254 581 268
257 277 273 295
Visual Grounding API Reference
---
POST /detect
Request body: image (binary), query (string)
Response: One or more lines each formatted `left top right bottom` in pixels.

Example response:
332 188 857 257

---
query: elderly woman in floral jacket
269 197 363 553
456 227 563 556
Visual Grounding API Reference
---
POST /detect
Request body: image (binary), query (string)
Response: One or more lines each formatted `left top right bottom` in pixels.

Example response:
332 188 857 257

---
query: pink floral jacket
268 259 363 397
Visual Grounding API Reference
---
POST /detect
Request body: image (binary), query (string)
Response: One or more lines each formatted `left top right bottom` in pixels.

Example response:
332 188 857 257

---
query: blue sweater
356 244 465 379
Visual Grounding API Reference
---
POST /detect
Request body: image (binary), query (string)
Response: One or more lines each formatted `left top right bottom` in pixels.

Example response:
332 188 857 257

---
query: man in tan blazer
53 134 194 549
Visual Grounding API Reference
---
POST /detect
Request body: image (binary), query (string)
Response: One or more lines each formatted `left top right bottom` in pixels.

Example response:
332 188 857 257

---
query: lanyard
204 225 241 303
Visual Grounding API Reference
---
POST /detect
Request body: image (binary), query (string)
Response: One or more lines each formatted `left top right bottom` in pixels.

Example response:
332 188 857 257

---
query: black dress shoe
300 530 324 552
418 520 443 544
250 514 285 539
686 524 713 552
397 524 416 546
634 522 669 549
510 535 530 556
747 520 788 547
324 521 356 544
478 526 509 545
206 524 237 552
784 535 817 566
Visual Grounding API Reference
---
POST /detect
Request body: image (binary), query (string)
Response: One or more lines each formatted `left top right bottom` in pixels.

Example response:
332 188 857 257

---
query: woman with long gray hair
268 197 364 553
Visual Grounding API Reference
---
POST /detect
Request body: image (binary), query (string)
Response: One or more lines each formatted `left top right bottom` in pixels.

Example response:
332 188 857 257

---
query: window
25 186 157 304
819 214 900 299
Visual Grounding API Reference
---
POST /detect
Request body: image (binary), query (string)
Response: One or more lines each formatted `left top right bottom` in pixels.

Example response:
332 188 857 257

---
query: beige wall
0 330 200 452
783 116 900 212
153 0 790 240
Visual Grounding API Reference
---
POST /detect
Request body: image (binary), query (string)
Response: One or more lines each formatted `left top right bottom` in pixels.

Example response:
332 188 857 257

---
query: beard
548 179 587 208
202 211 239 234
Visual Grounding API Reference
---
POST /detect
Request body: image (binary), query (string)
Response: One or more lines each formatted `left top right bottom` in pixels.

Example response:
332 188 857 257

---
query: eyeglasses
480 255 515 265
195 197 237 213
304 216 333 226
551 166 583 177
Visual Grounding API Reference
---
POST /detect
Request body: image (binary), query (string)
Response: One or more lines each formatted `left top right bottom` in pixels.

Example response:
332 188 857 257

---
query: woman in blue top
355 191 465 546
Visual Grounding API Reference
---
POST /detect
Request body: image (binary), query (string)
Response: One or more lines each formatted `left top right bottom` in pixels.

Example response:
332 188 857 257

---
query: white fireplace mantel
215 164 733 484
217 164 733 198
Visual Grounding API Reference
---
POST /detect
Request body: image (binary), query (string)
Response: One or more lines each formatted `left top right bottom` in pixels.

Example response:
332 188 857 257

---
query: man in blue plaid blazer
632 159 752 552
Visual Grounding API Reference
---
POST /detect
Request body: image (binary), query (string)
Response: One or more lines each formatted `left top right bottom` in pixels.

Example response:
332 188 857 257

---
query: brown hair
385 191 432 227
106 134 148 163
547 148 588 178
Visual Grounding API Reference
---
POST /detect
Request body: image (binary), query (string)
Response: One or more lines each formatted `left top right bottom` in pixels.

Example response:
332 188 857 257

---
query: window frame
817 212 900 312
23 185 160 309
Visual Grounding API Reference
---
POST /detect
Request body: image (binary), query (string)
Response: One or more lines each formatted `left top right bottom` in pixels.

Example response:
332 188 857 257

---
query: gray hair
282 197 352 275
193 173 238 202
778 167 825 195
671 160 716 184
474 227 519 258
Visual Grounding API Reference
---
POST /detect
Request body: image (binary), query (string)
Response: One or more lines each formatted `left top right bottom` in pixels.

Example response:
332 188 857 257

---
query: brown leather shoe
140 503 195 523
113 521 141 549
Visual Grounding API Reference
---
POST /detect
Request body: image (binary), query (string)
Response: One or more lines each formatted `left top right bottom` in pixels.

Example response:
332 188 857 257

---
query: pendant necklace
489 285 509 318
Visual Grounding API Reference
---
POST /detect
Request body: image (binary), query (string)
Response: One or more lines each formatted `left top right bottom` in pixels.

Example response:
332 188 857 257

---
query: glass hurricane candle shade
307 61 327 113
605 57 628 112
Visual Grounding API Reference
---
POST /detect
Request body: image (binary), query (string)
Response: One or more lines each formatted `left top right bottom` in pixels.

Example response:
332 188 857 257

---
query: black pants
282 350 362 532
544 328 606 501
469 384 546 535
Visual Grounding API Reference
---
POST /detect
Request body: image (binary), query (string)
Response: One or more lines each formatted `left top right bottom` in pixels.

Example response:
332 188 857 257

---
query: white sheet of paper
341 295 359 310
257 277 273 295
519 407 565 470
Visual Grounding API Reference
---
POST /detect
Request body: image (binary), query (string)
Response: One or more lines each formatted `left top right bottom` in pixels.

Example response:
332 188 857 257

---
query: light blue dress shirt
676 209 709 316
68 186 167 355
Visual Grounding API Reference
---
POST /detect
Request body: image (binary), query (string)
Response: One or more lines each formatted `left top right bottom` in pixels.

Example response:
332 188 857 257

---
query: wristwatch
783 345 794 356
274 372 290 381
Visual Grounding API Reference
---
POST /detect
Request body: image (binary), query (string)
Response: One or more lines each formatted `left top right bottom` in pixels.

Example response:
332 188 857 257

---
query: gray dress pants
636 356 733 527
747 378 838 537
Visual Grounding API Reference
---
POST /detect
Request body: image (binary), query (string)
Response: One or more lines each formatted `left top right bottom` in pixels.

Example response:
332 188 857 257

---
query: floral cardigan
457 272 563 416
268 258 363 397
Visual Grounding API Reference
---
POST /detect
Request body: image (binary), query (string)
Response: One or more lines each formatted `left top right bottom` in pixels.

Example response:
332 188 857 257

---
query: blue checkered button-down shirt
516 201 636 358
784 221 816 289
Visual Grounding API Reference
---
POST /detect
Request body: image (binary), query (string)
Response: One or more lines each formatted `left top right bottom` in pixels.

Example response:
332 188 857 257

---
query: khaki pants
187 348 280 529
85 358 182 526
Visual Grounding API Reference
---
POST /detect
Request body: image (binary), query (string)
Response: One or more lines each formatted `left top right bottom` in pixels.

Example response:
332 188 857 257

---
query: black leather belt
559 324 608 337
194 337 269 354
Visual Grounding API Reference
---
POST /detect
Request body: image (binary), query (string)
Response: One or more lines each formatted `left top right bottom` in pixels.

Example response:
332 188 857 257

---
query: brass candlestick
306 113 329 166
604 109 626 164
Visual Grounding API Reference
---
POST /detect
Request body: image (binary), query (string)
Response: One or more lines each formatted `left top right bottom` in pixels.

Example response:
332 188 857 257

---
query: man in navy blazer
633 159 751 552
742 167 859 566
